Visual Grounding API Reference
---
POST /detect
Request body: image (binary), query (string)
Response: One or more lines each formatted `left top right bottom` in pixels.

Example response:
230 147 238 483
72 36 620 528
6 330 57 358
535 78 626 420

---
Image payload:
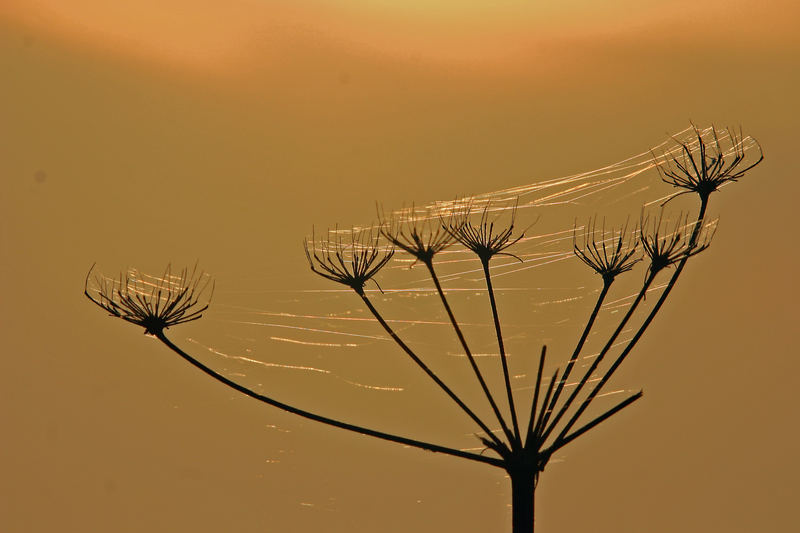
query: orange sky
3 0 797 77
1 2 798 532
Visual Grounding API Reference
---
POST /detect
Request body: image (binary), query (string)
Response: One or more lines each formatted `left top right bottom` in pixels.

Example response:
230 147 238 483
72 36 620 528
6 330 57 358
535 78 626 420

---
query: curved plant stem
357 290 509 453
155 330 504 467
481 258 522 448
424 259 516 446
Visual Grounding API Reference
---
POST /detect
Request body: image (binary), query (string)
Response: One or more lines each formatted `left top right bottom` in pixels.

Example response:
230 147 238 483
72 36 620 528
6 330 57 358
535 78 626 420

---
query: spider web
173 125 760 454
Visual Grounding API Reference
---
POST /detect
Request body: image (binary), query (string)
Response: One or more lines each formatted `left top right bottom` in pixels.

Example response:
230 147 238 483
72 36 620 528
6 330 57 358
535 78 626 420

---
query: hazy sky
1 2 798 532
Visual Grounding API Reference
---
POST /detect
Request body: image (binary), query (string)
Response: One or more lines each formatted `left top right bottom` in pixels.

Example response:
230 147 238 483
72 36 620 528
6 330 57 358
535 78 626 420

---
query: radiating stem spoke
524 346 547 449
358 290 509 453
481 258 522 448
549 390 643 454
154 331 504 467
553 198 710 445
538 275 653 447
537 282 611 442
425 260 516 446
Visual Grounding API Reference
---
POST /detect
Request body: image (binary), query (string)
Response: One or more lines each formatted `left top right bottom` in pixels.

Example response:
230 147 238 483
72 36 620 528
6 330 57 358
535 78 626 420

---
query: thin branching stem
532 367 560 441
549 390 643 452
535 281 612 443
424 259 517 446
481 257 523 448
357 289 509 453
538 271 656 446
550 198 710 450
524 346 547 448
153 331 504 467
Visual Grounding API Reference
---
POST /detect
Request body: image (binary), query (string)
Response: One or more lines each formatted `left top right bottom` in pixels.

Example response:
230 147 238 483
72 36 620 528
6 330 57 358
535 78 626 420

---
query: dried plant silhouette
84 125 762 533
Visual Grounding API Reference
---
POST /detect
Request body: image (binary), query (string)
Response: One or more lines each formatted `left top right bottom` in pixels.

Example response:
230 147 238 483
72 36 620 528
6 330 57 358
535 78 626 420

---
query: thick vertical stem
510 470 536 533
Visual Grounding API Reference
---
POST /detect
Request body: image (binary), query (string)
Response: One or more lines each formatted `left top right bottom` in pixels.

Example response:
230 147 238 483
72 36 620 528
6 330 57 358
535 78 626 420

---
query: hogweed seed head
573 216 640 284
640 212 714 276
304 227 394 293
443 200 526 263
84 263 214 335
378 204 458 265
656 125 763 203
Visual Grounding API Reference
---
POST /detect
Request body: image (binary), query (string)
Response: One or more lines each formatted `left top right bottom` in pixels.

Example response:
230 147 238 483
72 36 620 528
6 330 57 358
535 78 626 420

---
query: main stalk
510 467 537 533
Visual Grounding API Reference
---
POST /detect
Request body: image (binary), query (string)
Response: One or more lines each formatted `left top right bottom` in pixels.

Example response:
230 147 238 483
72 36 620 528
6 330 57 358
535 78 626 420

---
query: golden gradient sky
5 0 796 74
1 1 798 532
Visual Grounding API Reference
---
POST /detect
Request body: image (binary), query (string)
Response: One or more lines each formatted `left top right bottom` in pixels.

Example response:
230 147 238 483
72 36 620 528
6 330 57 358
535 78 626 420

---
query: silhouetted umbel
84 125 762 533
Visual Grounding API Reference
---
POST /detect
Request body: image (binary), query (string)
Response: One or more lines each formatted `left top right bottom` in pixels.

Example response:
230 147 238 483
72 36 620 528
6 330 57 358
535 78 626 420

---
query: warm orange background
1 1 798 532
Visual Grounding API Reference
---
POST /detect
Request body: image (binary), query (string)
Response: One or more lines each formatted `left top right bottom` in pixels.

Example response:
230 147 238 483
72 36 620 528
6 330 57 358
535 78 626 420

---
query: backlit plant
85 126 762 533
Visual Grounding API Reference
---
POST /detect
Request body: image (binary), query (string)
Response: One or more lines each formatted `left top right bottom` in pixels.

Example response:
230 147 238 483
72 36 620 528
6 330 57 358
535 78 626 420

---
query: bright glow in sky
2 0 793 75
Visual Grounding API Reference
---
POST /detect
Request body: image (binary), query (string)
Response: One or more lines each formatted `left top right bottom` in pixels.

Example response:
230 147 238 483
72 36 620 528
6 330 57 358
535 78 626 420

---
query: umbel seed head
84 263 214 335
573 216 640 284
443 200 526 263
378 204 458 265
656 125 763 203
640 212 715 275
304 227 394 293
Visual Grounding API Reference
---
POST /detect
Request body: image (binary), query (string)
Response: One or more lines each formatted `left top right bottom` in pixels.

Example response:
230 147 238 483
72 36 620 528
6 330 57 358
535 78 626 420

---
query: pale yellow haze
3 0 797 75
